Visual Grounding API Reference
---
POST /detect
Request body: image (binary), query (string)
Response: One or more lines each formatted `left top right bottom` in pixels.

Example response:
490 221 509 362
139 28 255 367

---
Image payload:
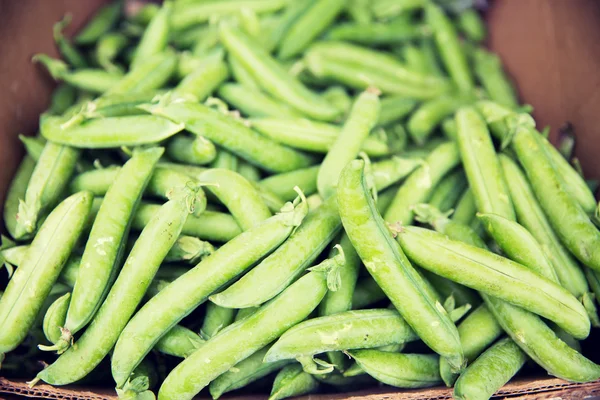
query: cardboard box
1 0 600 398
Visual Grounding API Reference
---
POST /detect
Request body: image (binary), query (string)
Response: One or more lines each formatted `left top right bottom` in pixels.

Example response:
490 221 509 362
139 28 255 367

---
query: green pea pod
229 56 261 89
219 83 303 118
439 305 503 387
422 270 481 310
41 112 185 149
321 86 352 115
171 0 287 31
164 235 214 264
95 32 128 73
454 337 526 400
251 117 390 157
173 55 229 101
455 106 515 220
408 96 472 145
157 267 330 400
269 364 319 400
473 48 517 108
278 0 347 59
509 116 600 272
347 350 441 388
266 309 417 362
3 156 36 239
210 149 238 171
396 226 590 339
427 169 468 213
442 117 458 140
378 96 418 127
64 148 164 340
15 142 80 239
75 0 122 44
237 159 261 182
477 213 559 282
200 303 236 340
132 203 241 242
130 2 172 70
318 88 380 199
451 188 476 224
218 25 339 121
155 325 205 358
457 8 486 43
384 141 460 225
210 345 291 399
0 191 92 359
260 166 319 202
41 293 71 349
105 51 178 96
49 84 77 115
53 15 88 69
326 20 426 45
57 256 82 288
166 134 217 165
371 0 426 20
426 4 473 92
35 186 203 386
211 195 341 308
33 54 124 94
111 194 308 389
338 159 463 371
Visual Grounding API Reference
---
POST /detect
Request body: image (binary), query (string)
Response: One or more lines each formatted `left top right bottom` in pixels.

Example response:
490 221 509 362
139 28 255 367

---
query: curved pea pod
484 294 600 382
384 141 461 225
454 337 526 400
347 350 441 388
166 134 217 165
40 113 184 149
260 166 319 202
130 2 172 70
427 169 468 213
209 195 341 308
509 117 600 272
157 268 331 400
396 226 590 339
3 156 36 239
455 106 515 220
477 213 559 282
325 20 426 45
116 359 158 400
322 86 352 115
337 160 463 371
426 4 473 92
171 0 287 31
111 194 308 389
200 302 236 340
278 0 346 59
64 148 164 339
75 0 122 44
219 83 302 118
210 345 291 400
173 55 229 101
40 293 71 350
52 15 86 69
199 168 271 230
473 48 517 108
219 24 340 122
132 203 242 242
106 50 178 96
378 96 418 127
14 142 80 239
439 304 503 387
95 32 128 73
35 186 203 386
407 95 472 145
155 325 205 358
165 236 214 264
33 54 124 94
370 0 426 20
141 98 316 173
0 191 92 359
269 364 319 400
265 309 417 363
452 188 476 224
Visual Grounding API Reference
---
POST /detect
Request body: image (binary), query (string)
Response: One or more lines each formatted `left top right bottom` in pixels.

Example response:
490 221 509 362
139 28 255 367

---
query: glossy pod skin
473 48 518 108
3 156 36 239
395 226 590 339
15 142 80 239
142 98 315 173
65 148 163 339
154 325 205 359
41 293 71 347
455 106 515 220
407 95 472 145
452 188 477 224
318 88 380 199
105 51 178 96
378 96 418 127
166 134 217 165
325 20 426 45
157 269 330 400
36 186 202 385
337 160 463 372
260 166 319 202
0 191 92 357
454 338 526 400
200 303 236 340
384 141 460 225
209 345 291 400
509 116 600 272
218 83 302 118
130 2 171 70
348 350 441 389
427 169 468 213
219 24 340 122
269 363 319 400
173 55 229 101
75 0 122 44
265 309 417 362
111 196 308 389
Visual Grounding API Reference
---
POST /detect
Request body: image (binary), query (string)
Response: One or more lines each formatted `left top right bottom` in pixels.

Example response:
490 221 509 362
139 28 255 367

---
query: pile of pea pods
2 0 600 399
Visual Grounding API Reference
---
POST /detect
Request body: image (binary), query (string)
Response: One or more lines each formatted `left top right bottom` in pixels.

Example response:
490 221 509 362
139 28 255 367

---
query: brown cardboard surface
1 0 600 399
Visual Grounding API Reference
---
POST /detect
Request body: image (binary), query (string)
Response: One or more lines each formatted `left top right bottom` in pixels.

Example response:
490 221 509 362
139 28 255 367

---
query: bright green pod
41 293 71 348
457 9 487 43
166 135 217 165
407 95 472 145
269 364 319 400
428 169 468 213
3 156 36 239
218 83 303 118
105 51 178 96
130 2 172 69
173 53 229 102
259 166 319 202
473 48 517 108
75 0 123 44
326 20 426 45
155 325 205 358
378 96 418 127
200 303 236 340
452 188 476 224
